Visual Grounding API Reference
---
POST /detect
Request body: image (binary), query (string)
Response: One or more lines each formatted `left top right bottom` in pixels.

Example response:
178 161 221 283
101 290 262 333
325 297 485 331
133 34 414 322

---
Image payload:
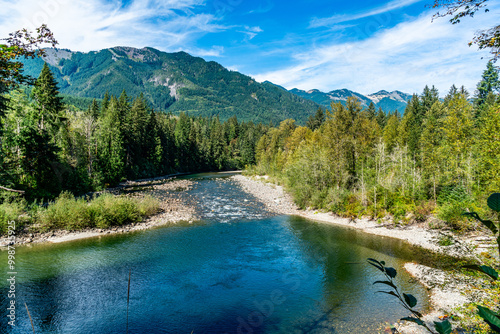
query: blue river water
0 173 430 333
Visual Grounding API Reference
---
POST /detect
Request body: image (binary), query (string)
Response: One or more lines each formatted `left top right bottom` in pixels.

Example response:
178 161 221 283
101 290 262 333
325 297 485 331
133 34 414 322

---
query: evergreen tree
404 94 423 157
421 85 439 113
95 97 125 186
31 63 64 132
444 84 459 105
376 107 386 128
88 99 100 119
366 102 377 120
420 101 445 201
476 103 500 192
101 91 110 114
306 108 326 130
475 61 499 107
383 113 399 153
440 93 475 189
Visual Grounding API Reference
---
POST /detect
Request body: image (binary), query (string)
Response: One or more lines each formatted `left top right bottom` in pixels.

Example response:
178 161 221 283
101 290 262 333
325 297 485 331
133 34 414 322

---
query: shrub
32 192 160 232
0 200 28 234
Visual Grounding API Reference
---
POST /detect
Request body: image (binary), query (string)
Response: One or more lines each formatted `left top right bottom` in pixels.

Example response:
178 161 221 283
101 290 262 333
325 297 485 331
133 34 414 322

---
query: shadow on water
0 173 441 334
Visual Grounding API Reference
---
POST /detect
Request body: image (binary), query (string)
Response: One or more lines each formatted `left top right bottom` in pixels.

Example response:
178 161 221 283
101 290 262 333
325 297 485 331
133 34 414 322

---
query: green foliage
368 258 452 334
19 47 320 125
31 192 160 232
0 199 28 234
461 192 500 333
475 61 500 107
251 68 500 231
1 62 266 197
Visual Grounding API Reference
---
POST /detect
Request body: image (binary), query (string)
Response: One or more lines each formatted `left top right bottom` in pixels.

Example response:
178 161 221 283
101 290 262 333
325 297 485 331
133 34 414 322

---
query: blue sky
0 0 496 95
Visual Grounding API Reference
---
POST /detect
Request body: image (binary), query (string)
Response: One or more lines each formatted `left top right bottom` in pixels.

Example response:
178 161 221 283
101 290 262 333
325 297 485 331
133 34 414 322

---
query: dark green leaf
480 219 499 235
401 317 425 326
434 320 452 334
376 290 399 298
380 261 386 266
367 258 385 272
373 280 397 290
385 267 397 278
463 212 498 234
368 261 384 272
403 293 418 308
463 265 499 280
487 193 500 212
478 306 500 332
413 310 423 318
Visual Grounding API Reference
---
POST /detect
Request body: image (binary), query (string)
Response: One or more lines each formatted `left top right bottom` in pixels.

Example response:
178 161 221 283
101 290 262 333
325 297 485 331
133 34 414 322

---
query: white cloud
238 25 263 40
0 0 225 56
310 0 424 27
253 8 497 95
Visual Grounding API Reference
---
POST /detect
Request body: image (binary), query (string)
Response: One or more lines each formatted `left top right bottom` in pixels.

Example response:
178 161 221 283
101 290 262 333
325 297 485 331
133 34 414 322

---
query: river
0 173 429 333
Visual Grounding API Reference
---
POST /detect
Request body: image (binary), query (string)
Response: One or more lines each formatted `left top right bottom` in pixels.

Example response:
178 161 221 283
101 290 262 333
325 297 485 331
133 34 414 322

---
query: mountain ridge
289 87 412 112
20 46 321 125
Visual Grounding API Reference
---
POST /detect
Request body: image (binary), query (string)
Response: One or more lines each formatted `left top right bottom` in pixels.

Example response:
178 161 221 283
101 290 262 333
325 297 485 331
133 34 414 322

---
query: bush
35 192 93 231
0 200 28 234
32 192 160 232
436 184 478 230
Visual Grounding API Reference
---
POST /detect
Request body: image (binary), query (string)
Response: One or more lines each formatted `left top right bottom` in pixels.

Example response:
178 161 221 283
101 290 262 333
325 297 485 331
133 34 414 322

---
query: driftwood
0 185 25 194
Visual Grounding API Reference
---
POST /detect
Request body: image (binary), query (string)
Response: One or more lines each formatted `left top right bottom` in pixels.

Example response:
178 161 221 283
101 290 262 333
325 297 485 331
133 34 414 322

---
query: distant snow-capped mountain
290 88 412 113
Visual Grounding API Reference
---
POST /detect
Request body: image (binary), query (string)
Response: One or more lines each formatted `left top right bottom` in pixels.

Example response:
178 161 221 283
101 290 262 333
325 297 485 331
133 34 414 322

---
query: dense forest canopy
251 61 500 229
0 62 268 200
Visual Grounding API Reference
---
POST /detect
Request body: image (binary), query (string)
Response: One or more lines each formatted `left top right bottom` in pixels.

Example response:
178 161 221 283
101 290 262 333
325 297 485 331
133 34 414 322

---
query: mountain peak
290 87 411 113
22 46 320 124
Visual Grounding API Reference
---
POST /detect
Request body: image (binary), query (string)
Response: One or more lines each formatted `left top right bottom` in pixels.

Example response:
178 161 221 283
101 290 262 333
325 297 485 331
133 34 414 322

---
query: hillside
290 87 412 113
21 47 321 124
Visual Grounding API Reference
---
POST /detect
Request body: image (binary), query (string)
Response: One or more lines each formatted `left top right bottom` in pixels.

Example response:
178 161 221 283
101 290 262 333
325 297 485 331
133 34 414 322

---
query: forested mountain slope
21 47 320 124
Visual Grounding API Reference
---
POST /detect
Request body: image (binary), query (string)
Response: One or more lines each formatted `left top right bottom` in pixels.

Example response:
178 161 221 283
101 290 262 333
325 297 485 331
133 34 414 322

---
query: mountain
289 87 412 113
20 47 321 125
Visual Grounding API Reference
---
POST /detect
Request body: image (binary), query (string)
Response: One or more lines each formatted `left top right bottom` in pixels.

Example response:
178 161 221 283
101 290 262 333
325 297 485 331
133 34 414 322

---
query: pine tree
475 61 500 107
404 94 423 157
444 84 459 105
31 63 64 132
420 101 445 201
88 99 100 119
367 102 377 120
476 104 500 192
95 97 125 186
101 91 110 114
376 107 386 128
440 93 475 189
383 113 400 153
421 85 439 114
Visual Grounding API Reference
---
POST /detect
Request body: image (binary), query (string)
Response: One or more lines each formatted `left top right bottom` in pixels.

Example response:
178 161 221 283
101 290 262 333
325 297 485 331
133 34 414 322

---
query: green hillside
21 47 320 124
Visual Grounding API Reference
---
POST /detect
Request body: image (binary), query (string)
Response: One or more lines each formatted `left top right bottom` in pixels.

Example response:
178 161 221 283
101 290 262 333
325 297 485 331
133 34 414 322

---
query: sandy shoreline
0 177 199 247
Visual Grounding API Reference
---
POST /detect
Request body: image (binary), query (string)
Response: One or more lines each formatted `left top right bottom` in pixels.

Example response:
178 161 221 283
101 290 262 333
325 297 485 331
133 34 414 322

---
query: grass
0 200 29 234
0 192 161 235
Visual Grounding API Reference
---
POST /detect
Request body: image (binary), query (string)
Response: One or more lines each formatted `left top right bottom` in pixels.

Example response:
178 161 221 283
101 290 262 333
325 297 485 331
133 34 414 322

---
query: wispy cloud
0 0 225 56
247 0 274 15
238 25 263 40
253 8 497 95
310 0 424 28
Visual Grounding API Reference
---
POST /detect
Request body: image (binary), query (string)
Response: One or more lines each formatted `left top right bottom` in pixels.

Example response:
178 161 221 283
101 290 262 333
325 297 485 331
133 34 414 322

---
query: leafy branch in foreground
367 258 452 334
462 192 500 332
431 1 499 60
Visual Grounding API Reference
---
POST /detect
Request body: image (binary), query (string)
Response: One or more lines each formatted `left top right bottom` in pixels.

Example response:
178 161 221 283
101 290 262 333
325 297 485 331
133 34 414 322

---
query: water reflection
0 174 432 334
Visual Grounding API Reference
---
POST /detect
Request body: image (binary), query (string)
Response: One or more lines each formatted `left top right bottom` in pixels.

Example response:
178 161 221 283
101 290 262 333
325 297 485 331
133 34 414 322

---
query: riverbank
231 174 498 334
0 178 199 247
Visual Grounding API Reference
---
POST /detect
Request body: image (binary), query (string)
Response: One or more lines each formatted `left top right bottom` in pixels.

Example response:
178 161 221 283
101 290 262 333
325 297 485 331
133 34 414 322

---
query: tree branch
0 185 25 194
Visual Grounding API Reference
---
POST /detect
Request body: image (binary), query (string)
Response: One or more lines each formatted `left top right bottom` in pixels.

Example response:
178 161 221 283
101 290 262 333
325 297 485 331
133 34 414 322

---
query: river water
0 173 429 333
